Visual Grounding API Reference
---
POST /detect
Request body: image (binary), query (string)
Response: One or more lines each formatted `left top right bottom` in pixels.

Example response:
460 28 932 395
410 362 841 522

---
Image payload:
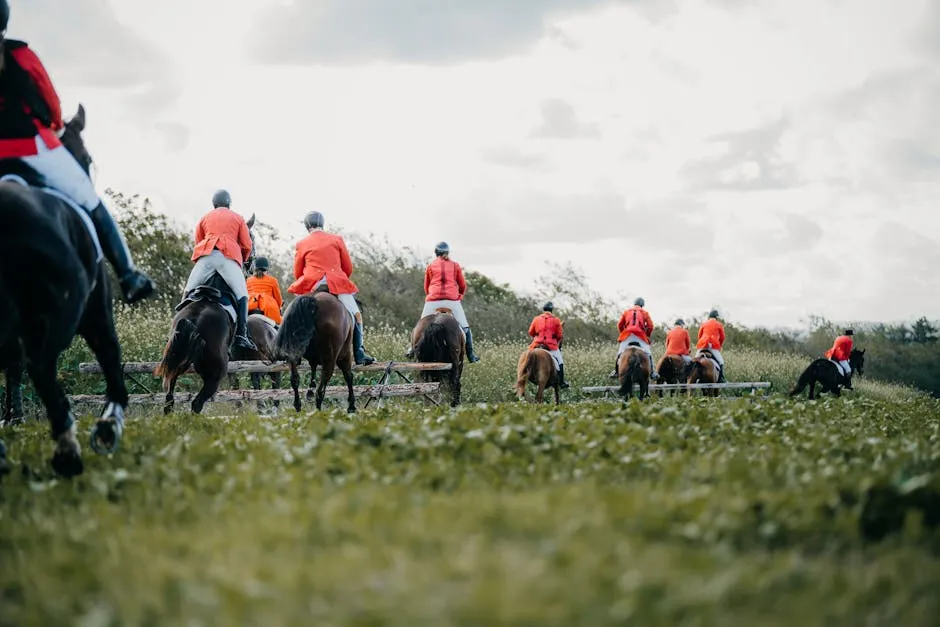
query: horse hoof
305 390 315 401
51 432 83 478
0 440 9 477
89 420 122 455
347 406 356 414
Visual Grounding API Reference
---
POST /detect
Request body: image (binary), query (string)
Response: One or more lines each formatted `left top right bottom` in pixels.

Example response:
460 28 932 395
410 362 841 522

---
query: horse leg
27 353 83 477
306 359 317 401
450 364 462 407
316 362 336 411
163 374 180 415
192 368 223 414
535 381 545 403
553 380 560 405
3 359 24 425
341 363 356 414
77 290 130 455
808 380 817 400
290 362 302 412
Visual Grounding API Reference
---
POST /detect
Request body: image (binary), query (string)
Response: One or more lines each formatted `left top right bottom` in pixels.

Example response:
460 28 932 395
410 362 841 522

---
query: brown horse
515 345 560 404
229 314 282 409
655 354 692 397
274 292 356 413
687 351 720 397
411 311 465 407
618 346 651 400
155 273 236 415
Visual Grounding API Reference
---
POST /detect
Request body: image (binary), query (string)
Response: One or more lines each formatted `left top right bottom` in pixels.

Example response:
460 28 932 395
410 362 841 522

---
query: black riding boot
89 202 156 304
464 327 480 363
609 357 619 379
233 297 258 352
353 321 375 365
558 364 570 389
718 365 726 383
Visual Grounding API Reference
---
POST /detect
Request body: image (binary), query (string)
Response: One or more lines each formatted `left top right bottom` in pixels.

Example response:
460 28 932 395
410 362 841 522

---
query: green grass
2 395 939 626
2 313 937 625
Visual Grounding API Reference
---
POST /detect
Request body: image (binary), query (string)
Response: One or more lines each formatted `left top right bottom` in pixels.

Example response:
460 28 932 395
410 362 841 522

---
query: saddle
176 273 237 323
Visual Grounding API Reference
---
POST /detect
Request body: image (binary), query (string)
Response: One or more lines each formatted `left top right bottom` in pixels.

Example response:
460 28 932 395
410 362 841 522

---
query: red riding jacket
424 257 466 302
0 40 64 158
528 312 564 351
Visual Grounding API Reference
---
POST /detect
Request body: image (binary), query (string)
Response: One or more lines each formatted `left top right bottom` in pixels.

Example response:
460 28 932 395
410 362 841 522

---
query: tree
910 317 938 344
106 189 192 310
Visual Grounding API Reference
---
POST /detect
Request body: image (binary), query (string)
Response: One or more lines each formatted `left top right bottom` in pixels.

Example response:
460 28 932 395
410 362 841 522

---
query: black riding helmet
212 189 231 208
434 241 450 257
0 0 9 35
543 301 554 312
254 256 270 271
304 211 324 230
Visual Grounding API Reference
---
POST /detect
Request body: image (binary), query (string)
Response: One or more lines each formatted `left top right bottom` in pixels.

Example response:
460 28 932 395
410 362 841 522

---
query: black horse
789 348 866 400
0 104 129 477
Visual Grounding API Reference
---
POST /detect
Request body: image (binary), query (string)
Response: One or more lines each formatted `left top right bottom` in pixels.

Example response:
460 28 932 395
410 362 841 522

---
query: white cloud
25 0 938 328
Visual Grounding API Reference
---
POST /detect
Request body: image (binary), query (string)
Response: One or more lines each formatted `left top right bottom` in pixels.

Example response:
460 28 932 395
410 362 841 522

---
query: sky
11 0 939 329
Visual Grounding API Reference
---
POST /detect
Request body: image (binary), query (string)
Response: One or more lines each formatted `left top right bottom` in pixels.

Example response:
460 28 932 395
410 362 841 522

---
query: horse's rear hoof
305 390 315 401
0 440 9 476
347 406 356 414
89 420 122 455
294 401 302 412
51 436 84 477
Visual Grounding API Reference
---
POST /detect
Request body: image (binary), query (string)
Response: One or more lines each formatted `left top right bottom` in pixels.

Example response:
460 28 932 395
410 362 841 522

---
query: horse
789 348 866 400
0 104 130 477
655 354 693 397
1 340 24 425
410 310 465 407
154 217 256 415
617 345 651 400
228 313 282 410
515 345 560 404
687 350 721 397
274 291 356 413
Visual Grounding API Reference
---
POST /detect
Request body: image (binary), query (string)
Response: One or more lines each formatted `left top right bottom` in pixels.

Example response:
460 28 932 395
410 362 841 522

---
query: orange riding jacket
247 274 283 324
696 318 726 351
288 230 357 295
618 306 654 343
528 312 564 351
665 326 691 356
191 208 253 265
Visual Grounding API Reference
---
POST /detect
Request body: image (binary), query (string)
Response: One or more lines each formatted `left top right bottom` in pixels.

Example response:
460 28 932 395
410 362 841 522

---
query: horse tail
516 349 536 392
789 364 815 396
154 318 204 379
618 351 641 397
275 295 319 362
415 320 452 363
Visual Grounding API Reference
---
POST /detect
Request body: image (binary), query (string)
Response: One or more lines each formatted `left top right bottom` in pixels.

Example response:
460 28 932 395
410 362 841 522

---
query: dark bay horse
155 219 255 415
275 292 356 413
655 354 692 397
790 348 866 400
0 104 129 477
515 345 560 404
229 314 282 409
688 351 720 397
411 311 465 407
617 345 651 400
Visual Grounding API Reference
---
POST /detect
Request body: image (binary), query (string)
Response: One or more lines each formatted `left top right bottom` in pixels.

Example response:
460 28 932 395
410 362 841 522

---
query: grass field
2 322 939 625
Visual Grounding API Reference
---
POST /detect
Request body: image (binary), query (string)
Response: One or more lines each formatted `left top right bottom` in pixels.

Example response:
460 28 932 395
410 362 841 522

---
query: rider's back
192 207 251 264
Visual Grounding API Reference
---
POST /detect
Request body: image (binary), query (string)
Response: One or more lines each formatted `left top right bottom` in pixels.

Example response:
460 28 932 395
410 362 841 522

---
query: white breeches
618 335 651 357
547 349 563 370
696 347 724 367
422 299 469 328
19 135 101 210
313 276 360 320
835 359 851 376
185 250 248 300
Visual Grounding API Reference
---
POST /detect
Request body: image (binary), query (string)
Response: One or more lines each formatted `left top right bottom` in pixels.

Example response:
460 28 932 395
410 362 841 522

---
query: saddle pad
0 174 104 264
221 304 236 325
251 313 280 329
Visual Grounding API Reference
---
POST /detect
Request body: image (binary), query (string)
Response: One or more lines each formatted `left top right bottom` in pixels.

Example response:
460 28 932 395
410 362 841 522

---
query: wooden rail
582 382 772 393
78 360 452 375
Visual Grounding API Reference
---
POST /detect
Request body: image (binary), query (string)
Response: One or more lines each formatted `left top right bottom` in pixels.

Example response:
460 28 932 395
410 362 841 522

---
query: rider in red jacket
0 1 154 304
528 301 569 388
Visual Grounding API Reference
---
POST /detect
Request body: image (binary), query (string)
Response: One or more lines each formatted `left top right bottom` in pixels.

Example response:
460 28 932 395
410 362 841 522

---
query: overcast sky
11 0 939 328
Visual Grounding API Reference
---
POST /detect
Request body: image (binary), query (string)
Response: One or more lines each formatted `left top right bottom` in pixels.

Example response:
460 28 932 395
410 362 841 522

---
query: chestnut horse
515 345 560 404
410 310 465 407
617 345 651 400
687 350 720 397
274 291 356 413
